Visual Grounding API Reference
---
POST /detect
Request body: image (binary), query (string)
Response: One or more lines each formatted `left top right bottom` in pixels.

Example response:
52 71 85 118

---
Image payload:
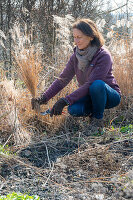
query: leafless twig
42 161 54 187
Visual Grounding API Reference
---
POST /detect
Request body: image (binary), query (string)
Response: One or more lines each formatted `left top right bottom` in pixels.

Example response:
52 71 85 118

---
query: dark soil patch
19 139 80 168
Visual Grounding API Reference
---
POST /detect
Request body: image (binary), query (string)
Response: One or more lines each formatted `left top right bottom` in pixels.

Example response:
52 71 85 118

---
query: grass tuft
11 23 43 98
13 47 42 98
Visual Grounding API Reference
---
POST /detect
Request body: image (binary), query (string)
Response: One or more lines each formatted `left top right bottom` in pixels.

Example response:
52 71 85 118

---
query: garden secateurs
40 108 65 116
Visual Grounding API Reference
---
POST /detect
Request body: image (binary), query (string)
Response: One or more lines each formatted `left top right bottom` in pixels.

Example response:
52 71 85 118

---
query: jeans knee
68 105 78 116
90 80 105 95
68 104 85 117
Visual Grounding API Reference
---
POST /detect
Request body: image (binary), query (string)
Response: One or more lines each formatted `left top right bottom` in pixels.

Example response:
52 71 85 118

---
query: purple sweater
44 46 121 105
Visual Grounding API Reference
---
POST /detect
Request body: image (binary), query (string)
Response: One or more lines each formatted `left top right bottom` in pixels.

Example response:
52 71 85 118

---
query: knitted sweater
43 46 121 105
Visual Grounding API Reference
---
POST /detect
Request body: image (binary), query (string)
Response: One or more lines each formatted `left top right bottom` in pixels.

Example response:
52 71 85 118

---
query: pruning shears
40 108 51 116
40 108 66 116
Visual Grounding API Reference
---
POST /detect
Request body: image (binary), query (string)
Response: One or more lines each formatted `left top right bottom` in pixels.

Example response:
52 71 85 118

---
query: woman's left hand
50 98 68 117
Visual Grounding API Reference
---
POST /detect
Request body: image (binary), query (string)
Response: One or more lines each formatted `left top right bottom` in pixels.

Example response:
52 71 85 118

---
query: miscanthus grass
10 23 43 98
106 17 133 103
96 16 133 109
53 14 74 67
8 19 77 134
0 80 31 146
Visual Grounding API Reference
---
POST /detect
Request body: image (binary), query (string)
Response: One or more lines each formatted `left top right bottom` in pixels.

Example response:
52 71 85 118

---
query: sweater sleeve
43 54 75 102
65 53 112 105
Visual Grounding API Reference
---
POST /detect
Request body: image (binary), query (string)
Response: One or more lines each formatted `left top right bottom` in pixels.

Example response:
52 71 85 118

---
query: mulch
0 125 133 200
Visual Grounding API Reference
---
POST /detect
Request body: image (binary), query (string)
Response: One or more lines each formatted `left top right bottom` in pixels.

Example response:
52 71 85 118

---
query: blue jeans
68 80 121 119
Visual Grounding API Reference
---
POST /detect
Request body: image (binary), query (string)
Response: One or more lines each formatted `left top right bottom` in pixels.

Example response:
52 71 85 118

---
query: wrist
39 94 47 105
61 98 70 106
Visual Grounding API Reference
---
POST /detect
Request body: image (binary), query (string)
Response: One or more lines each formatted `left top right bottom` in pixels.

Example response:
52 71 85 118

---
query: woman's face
73 28 93 50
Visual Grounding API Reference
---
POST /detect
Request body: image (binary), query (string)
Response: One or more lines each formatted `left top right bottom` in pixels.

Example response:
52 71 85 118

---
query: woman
31 18 121 129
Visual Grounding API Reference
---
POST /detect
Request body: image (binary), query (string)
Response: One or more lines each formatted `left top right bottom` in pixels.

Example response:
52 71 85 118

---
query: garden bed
0 115 133 200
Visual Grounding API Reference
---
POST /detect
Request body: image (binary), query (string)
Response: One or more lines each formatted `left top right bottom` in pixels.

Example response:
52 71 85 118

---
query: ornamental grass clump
110 40 133 109
106 17 133 110
0 80 31 146
7 17 78 134
10 23 43 100
13 47 42 98
9 22 73 133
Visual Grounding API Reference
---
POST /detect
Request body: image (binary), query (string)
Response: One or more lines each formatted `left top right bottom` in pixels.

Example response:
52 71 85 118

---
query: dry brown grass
13 47 43 98
112 43 133 108
56 144 121 177
6 20 78 137
0 80 31 146
11 23 43 99
113 47 132 95
16 78 78 134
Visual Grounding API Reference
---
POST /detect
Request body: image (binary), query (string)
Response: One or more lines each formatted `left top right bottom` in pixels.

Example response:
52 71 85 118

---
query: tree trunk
6 0 12 78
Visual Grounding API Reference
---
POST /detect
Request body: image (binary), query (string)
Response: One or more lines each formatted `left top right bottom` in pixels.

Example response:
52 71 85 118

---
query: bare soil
0 110 133 200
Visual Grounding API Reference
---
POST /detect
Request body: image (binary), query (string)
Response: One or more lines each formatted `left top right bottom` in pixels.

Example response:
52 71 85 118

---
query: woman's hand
31 94 47 110
50 98 68 117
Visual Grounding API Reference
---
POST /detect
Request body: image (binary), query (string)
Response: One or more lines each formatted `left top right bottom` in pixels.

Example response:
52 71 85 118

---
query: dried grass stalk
0 80 31 146
10 23 43 101
14 47 42 98
112 42 133 108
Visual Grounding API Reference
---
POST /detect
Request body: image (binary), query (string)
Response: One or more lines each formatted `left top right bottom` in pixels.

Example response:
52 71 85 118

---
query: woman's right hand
31 95 47 110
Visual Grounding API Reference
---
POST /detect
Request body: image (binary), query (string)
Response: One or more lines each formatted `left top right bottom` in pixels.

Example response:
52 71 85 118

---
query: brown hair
72 18 105 47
